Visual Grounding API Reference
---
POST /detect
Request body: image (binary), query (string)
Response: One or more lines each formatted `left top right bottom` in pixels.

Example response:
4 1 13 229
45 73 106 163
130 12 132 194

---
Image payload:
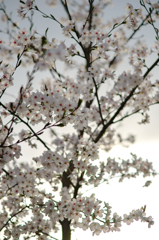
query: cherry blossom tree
0 0 159 239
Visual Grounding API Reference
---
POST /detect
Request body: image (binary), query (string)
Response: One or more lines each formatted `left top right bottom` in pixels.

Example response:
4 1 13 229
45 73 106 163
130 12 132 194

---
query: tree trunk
61 219 71 240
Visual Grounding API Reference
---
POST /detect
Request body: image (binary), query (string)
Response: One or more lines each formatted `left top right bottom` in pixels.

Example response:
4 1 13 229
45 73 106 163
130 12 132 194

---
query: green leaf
17 53 20 60
34 5 39 10
45 84 48 91
113 23 118 28
56 123 65 127
149 7 152 13
10 102 14 111
50 14 55 20
20 86 24 94
50 129 57 137
19 94 23 105
77 98 83 108
41 36 47 46
44 122 51 128
142 205 146 212
45 28 49 37
62 109 66 118
20 0 25 4
17 60 22 67
92 212 96 220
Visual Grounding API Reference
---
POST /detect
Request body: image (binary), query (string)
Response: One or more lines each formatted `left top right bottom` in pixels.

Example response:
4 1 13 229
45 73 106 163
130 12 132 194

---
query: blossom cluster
0 165 154 239
104 153 156 181
0 0 159 239
17 0 34 19
0 64 14 93
125 3 142 29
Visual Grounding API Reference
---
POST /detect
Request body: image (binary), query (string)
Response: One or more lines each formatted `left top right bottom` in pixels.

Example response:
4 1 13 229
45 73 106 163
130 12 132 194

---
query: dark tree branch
0 206 29 232
94 57 159 143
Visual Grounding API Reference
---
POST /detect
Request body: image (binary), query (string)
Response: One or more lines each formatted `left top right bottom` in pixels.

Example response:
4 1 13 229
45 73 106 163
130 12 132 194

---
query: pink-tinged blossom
0 1 158 239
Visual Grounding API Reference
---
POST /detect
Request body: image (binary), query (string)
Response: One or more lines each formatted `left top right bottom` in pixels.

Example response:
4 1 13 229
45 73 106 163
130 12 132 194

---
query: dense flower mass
0 0 158 239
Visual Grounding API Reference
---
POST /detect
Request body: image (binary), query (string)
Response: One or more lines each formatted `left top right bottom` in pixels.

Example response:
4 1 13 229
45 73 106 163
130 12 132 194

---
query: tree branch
94 56 159 143
0 206 29 232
